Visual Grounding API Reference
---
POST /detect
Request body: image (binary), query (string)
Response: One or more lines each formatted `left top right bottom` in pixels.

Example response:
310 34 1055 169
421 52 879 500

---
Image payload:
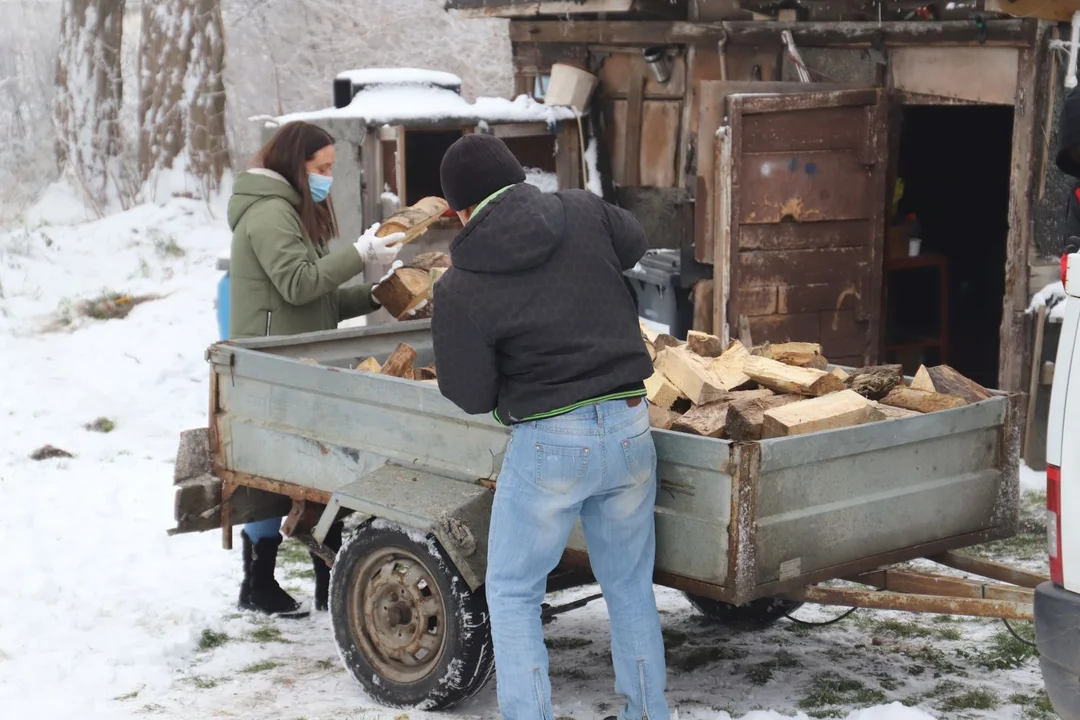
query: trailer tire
329 520 494 710
684 593 803 628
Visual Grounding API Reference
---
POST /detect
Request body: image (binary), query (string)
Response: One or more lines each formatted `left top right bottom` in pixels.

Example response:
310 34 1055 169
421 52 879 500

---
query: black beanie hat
439 134 526 212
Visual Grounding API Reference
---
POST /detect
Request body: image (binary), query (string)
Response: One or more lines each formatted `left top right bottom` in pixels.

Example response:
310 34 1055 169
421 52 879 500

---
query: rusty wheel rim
349 547 447 684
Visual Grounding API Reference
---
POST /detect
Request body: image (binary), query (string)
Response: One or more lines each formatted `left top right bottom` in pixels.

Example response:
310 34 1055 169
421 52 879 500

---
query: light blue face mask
308 173 332 202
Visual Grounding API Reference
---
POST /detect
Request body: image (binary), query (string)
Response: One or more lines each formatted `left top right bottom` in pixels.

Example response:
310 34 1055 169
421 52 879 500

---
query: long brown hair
256 121 339 245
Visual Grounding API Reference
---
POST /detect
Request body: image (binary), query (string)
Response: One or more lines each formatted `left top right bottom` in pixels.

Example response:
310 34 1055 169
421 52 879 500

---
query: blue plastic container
216 269 230 341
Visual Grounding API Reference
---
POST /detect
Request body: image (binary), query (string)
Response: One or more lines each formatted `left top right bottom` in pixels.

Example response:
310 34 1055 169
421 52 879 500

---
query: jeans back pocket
534 442 590 494
621 428 657 487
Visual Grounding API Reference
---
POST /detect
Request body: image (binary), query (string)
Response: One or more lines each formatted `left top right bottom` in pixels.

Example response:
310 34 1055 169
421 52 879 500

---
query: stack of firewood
640 325 992 439
371 251 450 320
342 327 991 440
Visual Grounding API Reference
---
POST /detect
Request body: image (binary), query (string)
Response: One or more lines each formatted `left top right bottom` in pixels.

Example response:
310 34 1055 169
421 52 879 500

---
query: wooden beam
624 58 646 187
492 122 553 139
555 120 582 190
509 19 1035 48
986 0 1080 23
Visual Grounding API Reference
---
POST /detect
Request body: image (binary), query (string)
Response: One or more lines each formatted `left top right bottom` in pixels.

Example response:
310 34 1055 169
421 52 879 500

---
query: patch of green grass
242 660 281 674
974 628 1039 670
140 704 166 714
151 230 185 258
1010 690 1057 720
798 672 887 712
249 625 291 644
314 658 337 671
669 644 749 671
874 674 902 692
284 567 316 581
924 679 964 699
550 666 587 680
197 628 229 650
933 615 959 624
901 645 964 677
79 290 156 321
938 688 999 712
185 675 220 689
869 618 936 639
745 650 800 686
545 636 593 651
278 539 312 566
113 687 142 701
85 417 116 433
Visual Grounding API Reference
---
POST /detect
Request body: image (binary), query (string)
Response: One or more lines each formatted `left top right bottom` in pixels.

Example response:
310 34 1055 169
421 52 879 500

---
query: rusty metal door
715 88 888 367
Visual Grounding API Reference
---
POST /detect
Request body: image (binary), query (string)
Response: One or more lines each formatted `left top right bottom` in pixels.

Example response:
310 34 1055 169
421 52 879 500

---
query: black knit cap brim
440 134 527 211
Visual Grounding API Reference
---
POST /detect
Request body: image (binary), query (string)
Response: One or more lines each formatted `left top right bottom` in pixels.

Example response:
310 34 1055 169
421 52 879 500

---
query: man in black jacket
433 134 670 720
1056 85 1080 276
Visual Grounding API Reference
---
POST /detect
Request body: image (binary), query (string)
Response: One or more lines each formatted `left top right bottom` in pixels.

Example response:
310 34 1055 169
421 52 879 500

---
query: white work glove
369 261 404 308
353 222 406 265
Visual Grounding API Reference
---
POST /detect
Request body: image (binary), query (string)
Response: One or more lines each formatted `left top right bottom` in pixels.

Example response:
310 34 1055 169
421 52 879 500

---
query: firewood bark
686 331 724 358
845 365 904 400
726 394 803 441
376 196 450 245
743 356 846 396
671 400 732 438
880 386 967 413
762 390 886 439
415 364 437 381
379 343 416 379
649 404 683 431
709 340 753 391
767 342 828 370
654 346 728 405
924 365 993 404
654 334 684 352
372 267 431 320
871 401 922 420
408 252 451 272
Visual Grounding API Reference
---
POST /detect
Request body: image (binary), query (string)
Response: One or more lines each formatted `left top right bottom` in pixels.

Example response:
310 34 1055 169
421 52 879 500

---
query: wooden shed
449 0 1077 394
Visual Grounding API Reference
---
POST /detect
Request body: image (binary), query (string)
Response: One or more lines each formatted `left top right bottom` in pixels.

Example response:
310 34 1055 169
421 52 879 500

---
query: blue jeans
245 517 282 542
486 399 669 720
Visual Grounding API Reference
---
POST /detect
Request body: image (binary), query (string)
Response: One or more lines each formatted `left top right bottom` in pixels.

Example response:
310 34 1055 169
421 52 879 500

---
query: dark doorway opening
404 129 462 205
885 104 1014 388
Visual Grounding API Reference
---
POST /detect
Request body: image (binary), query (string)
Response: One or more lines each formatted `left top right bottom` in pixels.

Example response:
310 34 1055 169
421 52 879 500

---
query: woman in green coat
228 121 404 618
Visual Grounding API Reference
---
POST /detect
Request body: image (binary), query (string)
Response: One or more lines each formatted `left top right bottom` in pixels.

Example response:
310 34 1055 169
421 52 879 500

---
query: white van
1039 253 1080 720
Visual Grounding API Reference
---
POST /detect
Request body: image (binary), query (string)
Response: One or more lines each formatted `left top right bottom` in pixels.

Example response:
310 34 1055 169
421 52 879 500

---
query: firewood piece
355 357 382 373
725 394 803 441
640 322 659 343
767 342 828 370
871 401 922 420
686 331 725 358
845 364 904 400
709 340 753 391
376 196 450 245
762 390 886 439
880 386 967 414
379 343 417 379
372 267 432 320
645 370 687 410
831 367 850 382
645 339 657 362
654 347 729 405
649 404 683 431
743 356 846 397
671 400 732 438
429 267 448 295
408 251 451 272
925 365 993 404
654 334 684 352
911 365 936 392
414 364 437 381
298 357 319 365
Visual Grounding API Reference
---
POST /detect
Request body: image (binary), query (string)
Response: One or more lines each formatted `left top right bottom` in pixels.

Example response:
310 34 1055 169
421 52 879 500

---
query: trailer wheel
329 521 494 710
684 593 803 628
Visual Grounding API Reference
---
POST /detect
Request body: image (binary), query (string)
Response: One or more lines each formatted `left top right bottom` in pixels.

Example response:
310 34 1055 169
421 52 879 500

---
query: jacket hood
228 169 301 230
1058 86 1080 177
449 184 565 273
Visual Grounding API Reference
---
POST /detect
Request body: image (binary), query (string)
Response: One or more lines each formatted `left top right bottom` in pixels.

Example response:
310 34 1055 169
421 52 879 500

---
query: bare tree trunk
54 0 126 210
139 0 229 197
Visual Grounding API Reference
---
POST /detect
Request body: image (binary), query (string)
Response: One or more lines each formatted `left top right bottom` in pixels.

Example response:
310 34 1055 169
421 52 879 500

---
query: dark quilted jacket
432 183 653 424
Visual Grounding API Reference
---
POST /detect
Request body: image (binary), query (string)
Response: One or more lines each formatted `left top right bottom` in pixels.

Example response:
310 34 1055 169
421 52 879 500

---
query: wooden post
555 120 582 191
1024 304 1048 460
624 59 646 187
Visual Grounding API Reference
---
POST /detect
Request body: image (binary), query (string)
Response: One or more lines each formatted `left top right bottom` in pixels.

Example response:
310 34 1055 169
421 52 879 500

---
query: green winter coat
227 169 377 339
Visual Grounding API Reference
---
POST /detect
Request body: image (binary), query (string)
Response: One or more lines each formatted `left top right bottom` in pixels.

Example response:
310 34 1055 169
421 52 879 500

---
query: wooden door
715 88 888 367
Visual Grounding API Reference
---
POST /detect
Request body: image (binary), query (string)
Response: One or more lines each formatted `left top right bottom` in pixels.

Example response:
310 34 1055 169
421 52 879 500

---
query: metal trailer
172 320 1044 710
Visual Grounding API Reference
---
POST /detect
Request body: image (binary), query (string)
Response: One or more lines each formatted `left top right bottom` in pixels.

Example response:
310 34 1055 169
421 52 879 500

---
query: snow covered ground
0 195 1055 719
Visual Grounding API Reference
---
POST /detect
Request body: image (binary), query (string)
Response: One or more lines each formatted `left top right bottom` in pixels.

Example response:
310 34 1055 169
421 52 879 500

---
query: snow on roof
335 68 462 89
270 84 578 128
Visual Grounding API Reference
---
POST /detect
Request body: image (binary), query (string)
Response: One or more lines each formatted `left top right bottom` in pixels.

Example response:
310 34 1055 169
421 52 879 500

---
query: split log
355 357 382 373
871 401 922 420
648 404 683 430
645 370 687 410
415 364 437 381
654 334 684 352
671 400 732 438
880 386 967 414
372 267 432 320
709 340 753 391
408 251 451 272
654 347 728 405
725 394 803 441
762 390 886 439
429 267 448 295
911 365 936 392
379 343 417 379
743 356 846 397
845 364 904 401
920 365 993 404
686 331 724 358
831 367 850 382
375 196 450 245
768 342 828 370
640 322 659 343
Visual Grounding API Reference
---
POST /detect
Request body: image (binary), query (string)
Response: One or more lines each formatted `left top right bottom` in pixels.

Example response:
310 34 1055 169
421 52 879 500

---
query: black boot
241 531 309 619
313 522 343 612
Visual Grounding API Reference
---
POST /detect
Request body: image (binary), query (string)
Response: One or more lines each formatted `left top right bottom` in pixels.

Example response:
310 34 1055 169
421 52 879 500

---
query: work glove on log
353 222 406 265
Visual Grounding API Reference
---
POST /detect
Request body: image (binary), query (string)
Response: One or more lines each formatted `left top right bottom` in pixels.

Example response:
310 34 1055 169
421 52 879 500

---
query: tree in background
138 0 229 199
54 0 128 212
